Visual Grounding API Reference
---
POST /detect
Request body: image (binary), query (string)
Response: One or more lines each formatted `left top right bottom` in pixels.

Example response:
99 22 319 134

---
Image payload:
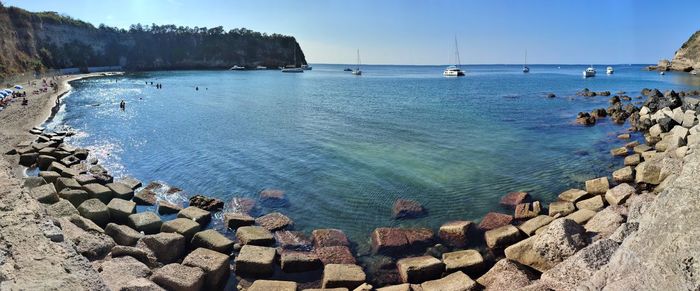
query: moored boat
522 50 529 73
606 66 614 74
443 37 465 77
256 65 267 70
230 65 245 70
352 49 362 76
282 45 304 73
301 64 312 70
583 66 596 78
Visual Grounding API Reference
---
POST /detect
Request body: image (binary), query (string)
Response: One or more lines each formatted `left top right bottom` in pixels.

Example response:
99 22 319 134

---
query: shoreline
1 72 697 289
0 72 122 177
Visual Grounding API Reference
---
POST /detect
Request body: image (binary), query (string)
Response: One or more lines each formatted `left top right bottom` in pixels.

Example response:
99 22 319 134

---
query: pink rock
500 192 531 207
478 212 514 231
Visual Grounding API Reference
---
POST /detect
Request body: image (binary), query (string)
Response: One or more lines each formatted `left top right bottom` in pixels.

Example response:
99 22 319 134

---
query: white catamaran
352 49 362 76
443 37 465 77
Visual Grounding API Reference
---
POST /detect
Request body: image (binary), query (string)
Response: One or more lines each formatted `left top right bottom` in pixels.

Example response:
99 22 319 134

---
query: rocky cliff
0 3 307 79
656 30 700 72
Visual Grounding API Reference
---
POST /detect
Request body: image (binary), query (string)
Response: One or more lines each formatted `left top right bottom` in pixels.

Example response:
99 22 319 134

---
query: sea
43 64 700 254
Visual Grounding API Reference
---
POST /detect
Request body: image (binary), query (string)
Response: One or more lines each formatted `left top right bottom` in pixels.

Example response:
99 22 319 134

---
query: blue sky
5 0 700 65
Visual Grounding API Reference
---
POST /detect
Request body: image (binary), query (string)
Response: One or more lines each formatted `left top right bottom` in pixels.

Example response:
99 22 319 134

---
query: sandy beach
0 72 120 175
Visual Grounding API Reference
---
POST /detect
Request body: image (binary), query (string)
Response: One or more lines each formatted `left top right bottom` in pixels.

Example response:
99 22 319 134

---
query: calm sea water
45 64 700 252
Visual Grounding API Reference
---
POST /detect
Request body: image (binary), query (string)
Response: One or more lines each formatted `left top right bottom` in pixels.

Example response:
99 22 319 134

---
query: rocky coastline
1 76 699 291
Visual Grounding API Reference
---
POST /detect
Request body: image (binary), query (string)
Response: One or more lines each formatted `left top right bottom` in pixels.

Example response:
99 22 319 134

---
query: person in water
119 100 126 110
196 86 199 91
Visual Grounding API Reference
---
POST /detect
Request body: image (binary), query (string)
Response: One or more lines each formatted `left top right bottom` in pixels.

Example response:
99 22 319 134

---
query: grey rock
533 218 587 264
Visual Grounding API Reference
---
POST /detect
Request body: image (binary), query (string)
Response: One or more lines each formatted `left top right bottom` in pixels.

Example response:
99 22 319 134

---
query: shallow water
45 64 700 252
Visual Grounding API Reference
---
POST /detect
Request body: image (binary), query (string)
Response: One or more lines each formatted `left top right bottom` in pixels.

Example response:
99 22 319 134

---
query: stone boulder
548 201 575 216
235 245 277 276
605 183 635 206
177 206 211 227
477 259 537 290
612 166 635 183
575 195 605 211
236 226 274 246
58 189 90 207
136 233 186 264
59 217 115 260
313 228 350 248
191 229 234 254
259 188 288 207
315 246 356 265
396 256 444 283
321 264 366 289
248 280 297 291
128 212 162 234
55 177 81 192
160 218 201 241
477 212 513 231
151 264 205 291
438 220 473 248
280 250 322 273
83 183 113 204
442 249 484 273
392 199 426 219
500 191 530 207
539 239 619 290
518 215 555 236
105 223 143 246
584 206 626 240
533 218 587 264
77 198 111 226
30 183 59 204
371 228 433 256
46 199 80 217
188 194 224 211
223 212 254 229
97 256 151 291
106 182 134 200
484 225 522 249
514 201 541 219
419 271 476 291
182 248 230 289
557 189 588 203
585 177 609 195
255 212 293 231
106 198 136 223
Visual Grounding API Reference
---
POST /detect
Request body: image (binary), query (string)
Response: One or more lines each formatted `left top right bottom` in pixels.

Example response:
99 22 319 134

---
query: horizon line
309 63 655 66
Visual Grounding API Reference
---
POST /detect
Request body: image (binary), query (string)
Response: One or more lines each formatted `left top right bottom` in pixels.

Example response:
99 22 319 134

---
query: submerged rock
392 199 426 219
188 194 224 211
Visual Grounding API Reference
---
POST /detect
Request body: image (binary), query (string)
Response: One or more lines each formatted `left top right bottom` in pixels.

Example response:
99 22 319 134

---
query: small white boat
230 65 245 70
301 64 312 70
256 66 267 70
660 71 666 75
352 49 362 76
583 66 596 78
606 66 614 74
443 37 465 77
690 70 698 75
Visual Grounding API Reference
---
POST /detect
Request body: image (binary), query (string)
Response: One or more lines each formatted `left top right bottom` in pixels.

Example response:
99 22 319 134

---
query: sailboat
281 45 304 73
522 50 530 73
443 37 465 77
352 49 362 76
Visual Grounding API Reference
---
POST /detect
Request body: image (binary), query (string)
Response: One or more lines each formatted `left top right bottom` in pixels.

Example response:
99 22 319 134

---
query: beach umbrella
14 85 23 90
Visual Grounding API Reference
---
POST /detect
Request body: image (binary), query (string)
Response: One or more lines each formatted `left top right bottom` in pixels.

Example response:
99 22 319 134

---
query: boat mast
454 36 461 67
356 49 361 70
524 49 527 67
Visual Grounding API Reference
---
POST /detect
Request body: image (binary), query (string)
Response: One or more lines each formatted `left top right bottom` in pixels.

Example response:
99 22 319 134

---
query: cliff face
658 30 700 72
0 4 307 79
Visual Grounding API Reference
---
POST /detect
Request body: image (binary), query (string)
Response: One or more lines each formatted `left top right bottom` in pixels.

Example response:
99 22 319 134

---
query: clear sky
4 0 700 65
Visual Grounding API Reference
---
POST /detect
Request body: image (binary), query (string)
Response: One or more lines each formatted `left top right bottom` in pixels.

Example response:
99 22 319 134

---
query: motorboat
256 66 267 70
352 49 362 76
606 66 614 74
301 64 312 70
443 37 465 77
583 66 596 78
660 71 666 75
230 65 245 70
343 68 352 72
690 70 698 75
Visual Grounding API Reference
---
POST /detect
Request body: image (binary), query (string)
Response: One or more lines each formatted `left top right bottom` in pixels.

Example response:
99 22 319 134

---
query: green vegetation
0 4 306 78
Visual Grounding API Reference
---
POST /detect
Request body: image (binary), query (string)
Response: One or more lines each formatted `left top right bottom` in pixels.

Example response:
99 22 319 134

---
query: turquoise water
46 64 700 252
